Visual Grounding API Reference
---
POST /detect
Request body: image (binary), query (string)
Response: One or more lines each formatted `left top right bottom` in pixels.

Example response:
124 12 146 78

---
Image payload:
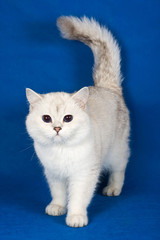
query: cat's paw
66 214 88 228
45 203 66 216
102 185 121 196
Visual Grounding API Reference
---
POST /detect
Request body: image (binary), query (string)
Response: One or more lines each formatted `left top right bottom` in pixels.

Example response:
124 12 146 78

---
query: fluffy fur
26 16 130 228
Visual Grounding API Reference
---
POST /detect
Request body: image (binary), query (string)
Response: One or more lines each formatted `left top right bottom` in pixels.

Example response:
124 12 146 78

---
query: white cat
26 16 130 228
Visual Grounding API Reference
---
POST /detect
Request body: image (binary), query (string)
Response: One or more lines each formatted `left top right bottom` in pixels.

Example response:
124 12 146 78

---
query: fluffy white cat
26 16 130 228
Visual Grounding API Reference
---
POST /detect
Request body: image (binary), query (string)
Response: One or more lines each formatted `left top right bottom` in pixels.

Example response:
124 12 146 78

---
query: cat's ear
26 88 42 105
72 87 89 109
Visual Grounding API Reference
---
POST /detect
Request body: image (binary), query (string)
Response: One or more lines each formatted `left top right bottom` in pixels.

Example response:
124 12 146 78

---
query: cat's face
26 87 90 146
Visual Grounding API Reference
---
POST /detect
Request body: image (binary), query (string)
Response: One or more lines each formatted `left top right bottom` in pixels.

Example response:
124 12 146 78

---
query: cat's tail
57 16 122 93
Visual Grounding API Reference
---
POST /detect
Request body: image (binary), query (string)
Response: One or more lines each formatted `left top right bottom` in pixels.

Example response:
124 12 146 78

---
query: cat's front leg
66 170 99 227
45 174 67 216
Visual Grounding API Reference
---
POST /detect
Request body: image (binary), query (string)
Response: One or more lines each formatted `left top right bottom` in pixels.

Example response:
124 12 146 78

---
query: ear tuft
26 88 42 105
72 87 89 109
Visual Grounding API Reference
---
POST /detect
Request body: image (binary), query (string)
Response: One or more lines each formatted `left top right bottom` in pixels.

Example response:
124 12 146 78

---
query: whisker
30 151 36 161
19 131 28 135
19 145 33 153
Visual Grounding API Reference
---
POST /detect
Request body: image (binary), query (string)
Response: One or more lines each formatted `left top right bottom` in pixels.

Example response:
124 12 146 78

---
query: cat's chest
34 142 91 178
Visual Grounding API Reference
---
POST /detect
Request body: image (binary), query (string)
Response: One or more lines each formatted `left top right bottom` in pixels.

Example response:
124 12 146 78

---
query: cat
26 16 130 228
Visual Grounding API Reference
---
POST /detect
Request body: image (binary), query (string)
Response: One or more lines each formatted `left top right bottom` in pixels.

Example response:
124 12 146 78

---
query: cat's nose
54 127 62 133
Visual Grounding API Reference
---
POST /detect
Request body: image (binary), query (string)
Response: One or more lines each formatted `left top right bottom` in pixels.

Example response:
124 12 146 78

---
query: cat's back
88 86 129 127
87 86 129 159
88 86 123 120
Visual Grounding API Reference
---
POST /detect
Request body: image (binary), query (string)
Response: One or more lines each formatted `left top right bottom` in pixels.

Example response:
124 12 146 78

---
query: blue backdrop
0 0 160 239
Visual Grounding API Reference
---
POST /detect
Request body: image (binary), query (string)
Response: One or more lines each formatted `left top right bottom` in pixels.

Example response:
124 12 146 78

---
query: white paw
66 214 88 228
45 203 66 216
102 185 121 196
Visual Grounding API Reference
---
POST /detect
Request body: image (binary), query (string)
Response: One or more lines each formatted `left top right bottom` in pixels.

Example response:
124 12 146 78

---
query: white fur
26 16 130 228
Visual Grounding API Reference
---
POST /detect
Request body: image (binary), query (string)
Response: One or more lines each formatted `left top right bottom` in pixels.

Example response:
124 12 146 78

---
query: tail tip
57 16 75 39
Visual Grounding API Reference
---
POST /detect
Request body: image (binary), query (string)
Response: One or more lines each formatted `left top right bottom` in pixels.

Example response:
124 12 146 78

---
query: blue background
0 0 160 239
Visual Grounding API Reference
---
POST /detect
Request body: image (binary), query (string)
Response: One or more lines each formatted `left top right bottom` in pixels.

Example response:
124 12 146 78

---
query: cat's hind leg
103 170 125 196
102 138 129 197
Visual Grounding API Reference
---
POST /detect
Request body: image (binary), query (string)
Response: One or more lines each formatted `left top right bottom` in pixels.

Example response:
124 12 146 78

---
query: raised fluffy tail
57 16 122 92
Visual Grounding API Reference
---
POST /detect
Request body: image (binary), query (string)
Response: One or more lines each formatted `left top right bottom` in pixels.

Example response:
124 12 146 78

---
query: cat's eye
42 115 52 123
63 115 73 123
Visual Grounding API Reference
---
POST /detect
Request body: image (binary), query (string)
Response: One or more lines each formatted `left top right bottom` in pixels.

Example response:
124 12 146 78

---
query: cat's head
26 87 91 146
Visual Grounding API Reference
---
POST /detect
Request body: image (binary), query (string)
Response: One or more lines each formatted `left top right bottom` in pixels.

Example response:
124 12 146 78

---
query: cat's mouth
54 132 62 139
52 133 65 144
55 134 60 137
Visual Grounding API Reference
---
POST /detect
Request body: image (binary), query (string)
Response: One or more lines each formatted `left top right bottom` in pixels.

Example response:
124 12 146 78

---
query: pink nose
54 127 62 133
